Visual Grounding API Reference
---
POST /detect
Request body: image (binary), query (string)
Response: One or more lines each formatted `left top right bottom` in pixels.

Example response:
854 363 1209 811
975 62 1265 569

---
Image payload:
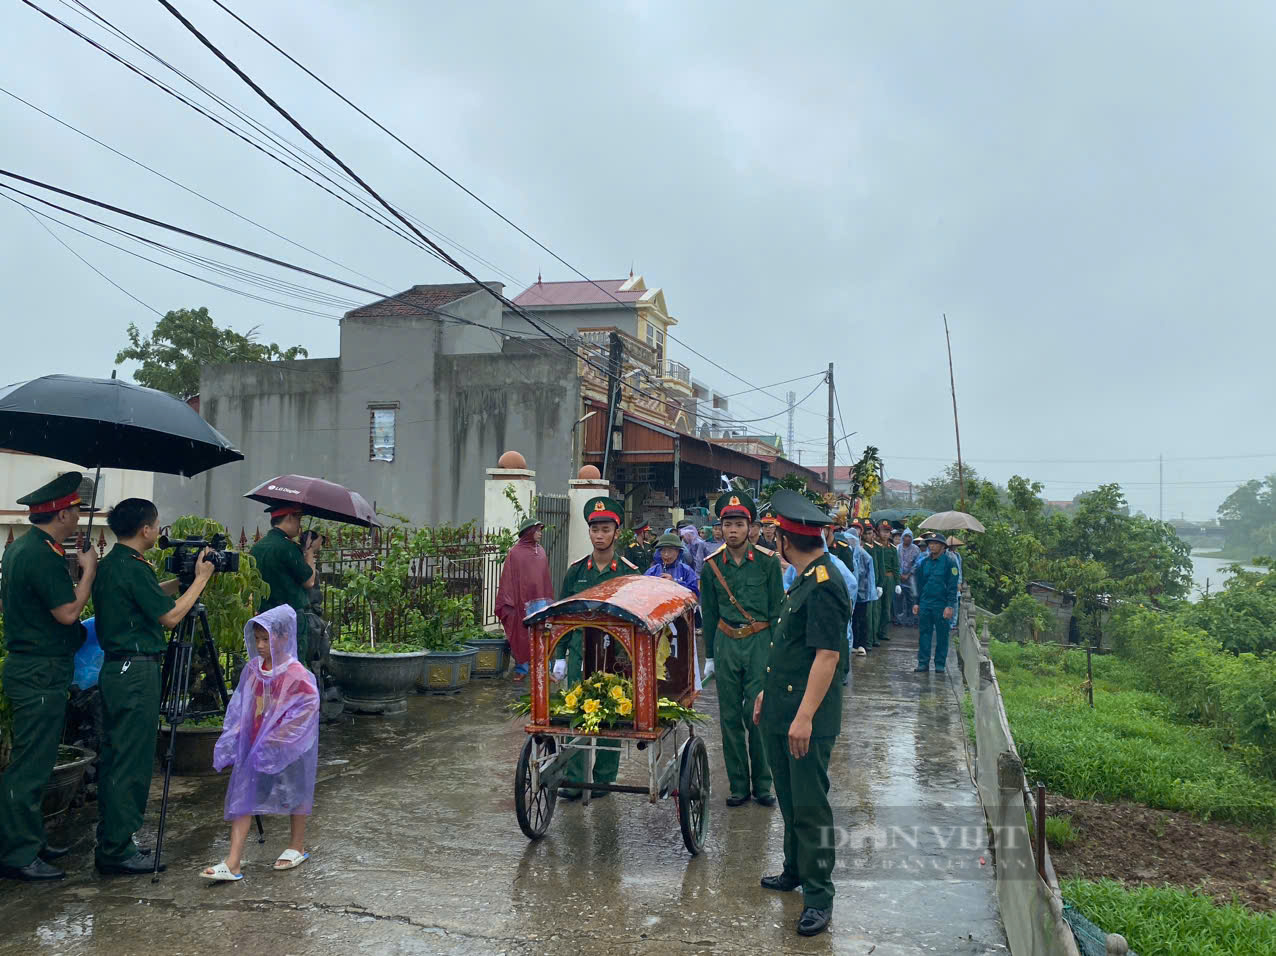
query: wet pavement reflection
0 626 1006 954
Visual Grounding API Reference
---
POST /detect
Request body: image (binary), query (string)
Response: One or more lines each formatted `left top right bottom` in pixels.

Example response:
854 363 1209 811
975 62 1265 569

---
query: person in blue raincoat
845 527 875 655
645 532 700 596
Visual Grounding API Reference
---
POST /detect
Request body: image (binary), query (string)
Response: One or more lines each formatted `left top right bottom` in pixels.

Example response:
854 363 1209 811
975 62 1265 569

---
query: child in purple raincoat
199 606 319 881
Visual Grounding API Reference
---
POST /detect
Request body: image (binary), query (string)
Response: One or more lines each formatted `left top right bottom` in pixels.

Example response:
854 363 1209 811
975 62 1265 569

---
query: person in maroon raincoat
494 518 554 680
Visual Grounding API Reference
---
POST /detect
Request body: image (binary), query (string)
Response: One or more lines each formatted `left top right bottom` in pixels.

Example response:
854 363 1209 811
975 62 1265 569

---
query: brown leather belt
717 620 769 640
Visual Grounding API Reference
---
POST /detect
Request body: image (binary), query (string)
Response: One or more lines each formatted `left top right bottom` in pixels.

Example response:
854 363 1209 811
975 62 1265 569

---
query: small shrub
1044 815 1077 848
1062 878 1276 956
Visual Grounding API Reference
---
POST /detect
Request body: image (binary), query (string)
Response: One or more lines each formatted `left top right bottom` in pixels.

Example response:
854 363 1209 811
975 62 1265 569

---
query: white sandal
199 861 243 881
273 849 310 870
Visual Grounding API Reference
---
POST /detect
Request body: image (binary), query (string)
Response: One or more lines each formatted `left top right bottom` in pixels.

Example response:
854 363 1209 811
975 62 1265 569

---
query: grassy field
1062 879 1276 956
988 640 1276 825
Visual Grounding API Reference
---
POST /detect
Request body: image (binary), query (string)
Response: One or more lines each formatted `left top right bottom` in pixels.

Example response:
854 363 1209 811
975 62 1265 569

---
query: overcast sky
3 1 1273 520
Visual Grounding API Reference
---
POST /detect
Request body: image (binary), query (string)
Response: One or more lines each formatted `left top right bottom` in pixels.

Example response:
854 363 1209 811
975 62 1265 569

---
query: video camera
158 534 240 583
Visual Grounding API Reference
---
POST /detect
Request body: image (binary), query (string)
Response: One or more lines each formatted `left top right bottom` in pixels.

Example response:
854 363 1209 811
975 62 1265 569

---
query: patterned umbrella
244 474 380 527
918 510 986 533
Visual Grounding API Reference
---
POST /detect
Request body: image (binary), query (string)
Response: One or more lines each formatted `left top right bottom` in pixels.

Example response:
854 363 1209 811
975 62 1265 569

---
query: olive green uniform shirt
251 528 312 635
700 544 784 658
760 552 851 738
92 543 176 656
0 527 79 657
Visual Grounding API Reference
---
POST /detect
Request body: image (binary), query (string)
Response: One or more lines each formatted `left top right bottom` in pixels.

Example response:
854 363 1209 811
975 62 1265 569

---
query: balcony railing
576 328 657 372
664 360 691 385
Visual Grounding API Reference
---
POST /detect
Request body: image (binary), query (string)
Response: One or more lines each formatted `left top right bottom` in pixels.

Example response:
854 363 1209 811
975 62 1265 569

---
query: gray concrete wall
154 358 341 538
153 287 579 538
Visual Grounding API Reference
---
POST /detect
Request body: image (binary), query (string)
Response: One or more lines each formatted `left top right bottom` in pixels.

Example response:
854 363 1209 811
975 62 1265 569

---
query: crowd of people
492 489 965 937
0 475 322 884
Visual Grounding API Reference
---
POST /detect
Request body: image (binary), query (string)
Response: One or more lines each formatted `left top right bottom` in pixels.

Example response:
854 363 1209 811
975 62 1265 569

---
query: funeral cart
514 575 709 854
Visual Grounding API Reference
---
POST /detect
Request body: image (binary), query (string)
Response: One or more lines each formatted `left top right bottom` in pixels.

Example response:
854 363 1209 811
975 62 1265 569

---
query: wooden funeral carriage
515 575 710 854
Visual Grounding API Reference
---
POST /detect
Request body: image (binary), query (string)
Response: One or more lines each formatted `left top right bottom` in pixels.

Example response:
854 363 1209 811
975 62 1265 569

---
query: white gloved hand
877 586 883 599
551 659 567 682
703 658 715 680
895 585 903 595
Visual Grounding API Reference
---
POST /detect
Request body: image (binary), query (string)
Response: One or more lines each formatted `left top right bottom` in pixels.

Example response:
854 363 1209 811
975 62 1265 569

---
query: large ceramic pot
418 646 479 695
42 744 95 818
330 648 428 715
155 724 223 776
467 636 511 678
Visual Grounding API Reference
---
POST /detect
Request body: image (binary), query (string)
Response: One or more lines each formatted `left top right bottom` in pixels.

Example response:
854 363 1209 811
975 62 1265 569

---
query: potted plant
41 743 96 818
418 584 480 695
327 543 427 714
155 715 224 777
467 628 512 679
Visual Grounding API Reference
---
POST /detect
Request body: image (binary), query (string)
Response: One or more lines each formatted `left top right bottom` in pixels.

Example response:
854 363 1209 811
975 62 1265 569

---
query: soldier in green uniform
554 496 639 800
250 504 319 667
876 520 899 643
753 488 850 938
864 525 885 648
700 491 783 807
0 474 97 881
623 521 654 571
91 498 215 875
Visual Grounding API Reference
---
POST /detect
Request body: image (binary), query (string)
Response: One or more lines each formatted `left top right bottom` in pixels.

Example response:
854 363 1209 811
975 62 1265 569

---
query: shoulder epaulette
619 555 638 570
707 544 727 559
754 545 775 557
571 553 592 567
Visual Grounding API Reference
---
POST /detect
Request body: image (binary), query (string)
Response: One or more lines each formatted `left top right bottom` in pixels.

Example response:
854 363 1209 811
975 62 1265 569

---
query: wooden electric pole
826 362 835 493
944 314 967 511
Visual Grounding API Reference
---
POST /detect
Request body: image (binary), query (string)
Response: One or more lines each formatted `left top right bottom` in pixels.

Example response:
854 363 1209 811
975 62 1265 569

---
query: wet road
0 626 1006 954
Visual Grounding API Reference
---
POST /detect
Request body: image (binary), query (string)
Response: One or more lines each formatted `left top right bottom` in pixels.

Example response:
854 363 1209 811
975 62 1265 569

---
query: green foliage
115 307 308 399
1177 560 1276 655
989 593 1055 643
758 472 823 508
334 532 486 651
1062 878 1276 956
1044 815 1077 848
916 461 985 512
989 639 1276 824
148 516 267 657
1107 606 1276 779
1216 475 1276 561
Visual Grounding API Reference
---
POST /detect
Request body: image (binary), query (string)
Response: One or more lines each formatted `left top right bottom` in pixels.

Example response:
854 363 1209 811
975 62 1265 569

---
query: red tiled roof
345 283 488 319
512 279 644 308
883 478 913 492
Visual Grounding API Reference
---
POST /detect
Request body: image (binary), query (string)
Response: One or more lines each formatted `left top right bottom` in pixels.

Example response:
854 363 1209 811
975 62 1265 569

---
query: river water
1189 552 1261 600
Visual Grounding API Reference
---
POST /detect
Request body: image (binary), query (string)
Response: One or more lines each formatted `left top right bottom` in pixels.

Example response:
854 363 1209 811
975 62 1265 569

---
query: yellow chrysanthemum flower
582 698 601 715
563 693 578 711
618 698 633 716
610 685 626 701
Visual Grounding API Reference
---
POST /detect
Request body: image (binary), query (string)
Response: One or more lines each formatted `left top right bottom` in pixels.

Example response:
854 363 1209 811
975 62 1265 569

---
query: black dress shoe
725 795 750 807
760 872 801 892
38 844 71 862
0 858 65 881
96 855 166 876
557 789 582 801
796 906 832 936
754 794 777 807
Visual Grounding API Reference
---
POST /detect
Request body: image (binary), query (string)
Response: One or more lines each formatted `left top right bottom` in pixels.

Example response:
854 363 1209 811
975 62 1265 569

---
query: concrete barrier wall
957 590 1082 956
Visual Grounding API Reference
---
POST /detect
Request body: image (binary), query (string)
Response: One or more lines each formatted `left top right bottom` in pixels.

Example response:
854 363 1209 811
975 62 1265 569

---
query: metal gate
535 493 571 596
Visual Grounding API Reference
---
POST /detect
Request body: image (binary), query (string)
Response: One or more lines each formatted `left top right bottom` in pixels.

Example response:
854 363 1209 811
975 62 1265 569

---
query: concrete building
156 282 581 537
1 450 153 548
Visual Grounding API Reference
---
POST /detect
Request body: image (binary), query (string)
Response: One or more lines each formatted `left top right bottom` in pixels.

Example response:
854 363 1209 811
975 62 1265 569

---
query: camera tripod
152 596 263 881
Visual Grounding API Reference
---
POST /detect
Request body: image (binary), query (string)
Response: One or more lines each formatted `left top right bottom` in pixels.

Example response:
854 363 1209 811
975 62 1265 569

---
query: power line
202 0 807 416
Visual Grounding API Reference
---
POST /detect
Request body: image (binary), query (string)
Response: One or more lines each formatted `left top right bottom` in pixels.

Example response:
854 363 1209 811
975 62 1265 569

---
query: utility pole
786 390 796 458
944 314 967 512
602 332 624 481
1159 454 1164 522
826 363 835 493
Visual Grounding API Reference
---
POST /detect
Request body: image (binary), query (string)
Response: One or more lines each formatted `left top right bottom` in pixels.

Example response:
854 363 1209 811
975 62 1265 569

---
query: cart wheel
677 735 710 855
515 736 558 840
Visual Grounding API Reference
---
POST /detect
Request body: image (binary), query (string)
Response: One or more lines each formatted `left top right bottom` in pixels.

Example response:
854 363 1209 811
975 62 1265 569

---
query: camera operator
89 498 214 876
0 473 96 882
251 505 319 667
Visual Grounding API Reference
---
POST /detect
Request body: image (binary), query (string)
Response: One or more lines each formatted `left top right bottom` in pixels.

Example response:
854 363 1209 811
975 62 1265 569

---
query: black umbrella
0 374 243 477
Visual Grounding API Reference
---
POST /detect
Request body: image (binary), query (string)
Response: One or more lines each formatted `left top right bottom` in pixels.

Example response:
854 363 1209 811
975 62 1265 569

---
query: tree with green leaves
916 461 986 513
115 307 309 399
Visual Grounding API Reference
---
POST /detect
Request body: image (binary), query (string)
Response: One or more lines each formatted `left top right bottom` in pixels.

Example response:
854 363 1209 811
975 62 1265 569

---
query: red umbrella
243 474 380 527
